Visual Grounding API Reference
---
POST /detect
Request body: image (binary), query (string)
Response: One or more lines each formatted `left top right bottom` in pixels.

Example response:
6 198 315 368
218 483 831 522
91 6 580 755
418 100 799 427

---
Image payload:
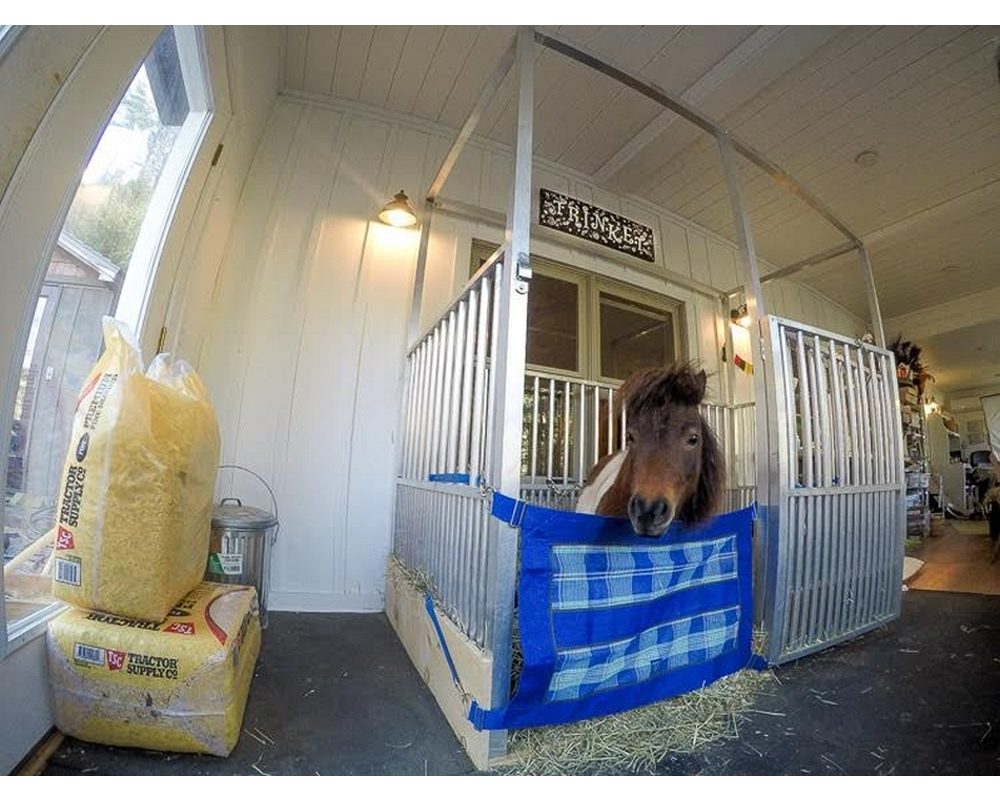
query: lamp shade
378 189 417 227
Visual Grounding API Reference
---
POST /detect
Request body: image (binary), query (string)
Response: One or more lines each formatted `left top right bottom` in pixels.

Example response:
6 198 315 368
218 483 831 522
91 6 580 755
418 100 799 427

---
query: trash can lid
212 497 277 531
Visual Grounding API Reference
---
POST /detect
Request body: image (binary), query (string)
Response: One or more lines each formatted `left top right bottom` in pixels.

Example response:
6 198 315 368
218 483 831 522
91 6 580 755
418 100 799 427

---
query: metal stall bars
763 318 905 664
396 247 504 648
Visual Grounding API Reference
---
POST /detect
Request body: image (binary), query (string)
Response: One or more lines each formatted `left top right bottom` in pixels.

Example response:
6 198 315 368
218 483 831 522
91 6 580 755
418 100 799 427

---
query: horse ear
695 369 708 402
681 417 724 525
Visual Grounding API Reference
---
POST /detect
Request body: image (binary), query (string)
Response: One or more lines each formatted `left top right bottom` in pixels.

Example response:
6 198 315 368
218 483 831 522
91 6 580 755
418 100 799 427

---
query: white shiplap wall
185 92 868 610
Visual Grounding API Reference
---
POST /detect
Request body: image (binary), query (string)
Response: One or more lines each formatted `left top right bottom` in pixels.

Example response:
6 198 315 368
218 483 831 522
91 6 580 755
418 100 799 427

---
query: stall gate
761 316 906 664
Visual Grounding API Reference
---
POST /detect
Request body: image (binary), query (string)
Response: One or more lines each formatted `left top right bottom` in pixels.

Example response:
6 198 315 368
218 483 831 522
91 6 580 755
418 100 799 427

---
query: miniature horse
576 363 724 537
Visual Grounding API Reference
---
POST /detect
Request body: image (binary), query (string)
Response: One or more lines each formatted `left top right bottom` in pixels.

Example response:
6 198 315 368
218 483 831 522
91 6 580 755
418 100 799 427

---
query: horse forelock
615 363 708 420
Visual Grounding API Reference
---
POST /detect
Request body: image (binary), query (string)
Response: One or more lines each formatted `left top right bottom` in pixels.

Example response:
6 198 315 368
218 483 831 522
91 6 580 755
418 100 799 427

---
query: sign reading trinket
538 189 655 263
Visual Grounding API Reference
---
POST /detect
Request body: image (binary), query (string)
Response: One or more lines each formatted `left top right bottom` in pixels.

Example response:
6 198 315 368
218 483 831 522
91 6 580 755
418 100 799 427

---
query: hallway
907 519 1000 596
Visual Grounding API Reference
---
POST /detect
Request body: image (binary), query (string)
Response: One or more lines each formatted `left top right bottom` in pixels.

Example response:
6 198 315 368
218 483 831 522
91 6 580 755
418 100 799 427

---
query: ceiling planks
280 24 1000 394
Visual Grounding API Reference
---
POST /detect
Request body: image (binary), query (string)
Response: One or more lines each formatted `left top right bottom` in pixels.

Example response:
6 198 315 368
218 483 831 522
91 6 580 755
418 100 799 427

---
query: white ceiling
281 25 1000 397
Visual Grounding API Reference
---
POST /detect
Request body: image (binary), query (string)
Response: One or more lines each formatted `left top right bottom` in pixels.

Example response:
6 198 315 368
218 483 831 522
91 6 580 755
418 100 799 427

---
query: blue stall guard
466 497 761 731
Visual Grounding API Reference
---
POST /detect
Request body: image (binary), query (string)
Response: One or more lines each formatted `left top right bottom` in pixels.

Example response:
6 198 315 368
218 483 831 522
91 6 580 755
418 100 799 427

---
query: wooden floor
906 518 1000 595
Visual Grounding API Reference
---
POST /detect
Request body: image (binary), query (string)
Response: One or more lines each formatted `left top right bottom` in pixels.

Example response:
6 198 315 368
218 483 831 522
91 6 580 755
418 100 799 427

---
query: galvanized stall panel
394 258 504 649
764 316 905 664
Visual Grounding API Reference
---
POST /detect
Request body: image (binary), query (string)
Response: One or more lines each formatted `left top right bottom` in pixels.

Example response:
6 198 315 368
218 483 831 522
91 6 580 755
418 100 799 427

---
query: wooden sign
538 188 655 262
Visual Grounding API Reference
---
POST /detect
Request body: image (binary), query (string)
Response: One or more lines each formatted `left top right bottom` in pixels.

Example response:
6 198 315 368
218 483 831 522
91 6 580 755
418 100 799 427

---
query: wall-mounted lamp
924 400 939 416
730 303 752 328
377 189 417 228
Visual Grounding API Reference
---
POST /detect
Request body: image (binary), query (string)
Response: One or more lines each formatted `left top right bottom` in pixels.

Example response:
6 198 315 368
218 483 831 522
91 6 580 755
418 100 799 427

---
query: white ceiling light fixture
377 189 418 228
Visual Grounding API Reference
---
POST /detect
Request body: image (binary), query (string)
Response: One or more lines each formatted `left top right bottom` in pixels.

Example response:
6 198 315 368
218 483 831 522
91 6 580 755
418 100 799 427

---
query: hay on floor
498 665 775 775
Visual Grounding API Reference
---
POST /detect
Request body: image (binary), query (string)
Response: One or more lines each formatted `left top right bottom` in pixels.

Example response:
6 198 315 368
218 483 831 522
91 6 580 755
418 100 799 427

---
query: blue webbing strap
489 491 527 528
428 473 474 484
748 654 769 671
424 592 463 691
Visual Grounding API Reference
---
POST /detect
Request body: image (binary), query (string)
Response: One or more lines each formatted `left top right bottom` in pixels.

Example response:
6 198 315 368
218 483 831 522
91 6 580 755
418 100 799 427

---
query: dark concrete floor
658 589 1000 776
43 590 1000 776
44 613 477 776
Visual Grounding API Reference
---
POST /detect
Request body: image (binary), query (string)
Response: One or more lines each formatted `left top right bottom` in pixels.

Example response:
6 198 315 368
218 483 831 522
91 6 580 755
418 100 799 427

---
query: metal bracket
516 252 532 283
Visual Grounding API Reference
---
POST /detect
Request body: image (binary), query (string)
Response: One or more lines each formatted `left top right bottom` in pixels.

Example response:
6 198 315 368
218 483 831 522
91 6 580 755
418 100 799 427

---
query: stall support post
484 25 535 762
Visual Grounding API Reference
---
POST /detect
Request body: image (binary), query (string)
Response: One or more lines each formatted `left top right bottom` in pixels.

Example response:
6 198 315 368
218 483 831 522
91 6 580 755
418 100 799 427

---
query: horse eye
686 434 700 446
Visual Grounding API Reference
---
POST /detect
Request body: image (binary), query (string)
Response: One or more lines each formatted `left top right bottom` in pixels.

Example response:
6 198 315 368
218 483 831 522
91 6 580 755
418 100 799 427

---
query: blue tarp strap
428 473 474 484
468 698 505 730
747 653 769 671
490 491 527 527
424 592 464 691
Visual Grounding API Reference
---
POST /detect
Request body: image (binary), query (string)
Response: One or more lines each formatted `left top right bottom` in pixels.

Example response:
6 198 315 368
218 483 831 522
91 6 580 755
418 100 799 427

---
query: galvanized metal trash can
206 466 279 628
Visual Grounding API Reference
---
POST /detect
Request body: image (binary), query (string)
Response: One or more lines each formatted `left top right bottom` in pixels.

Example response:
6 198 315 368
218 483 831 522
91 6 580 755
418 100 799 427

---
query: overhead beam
534 29 863 249
593 26 787 186
407 32 517 346
861 177 1000 247
425 39 516 203
858 245 886 348
759 241 859 284
885 284 1000 341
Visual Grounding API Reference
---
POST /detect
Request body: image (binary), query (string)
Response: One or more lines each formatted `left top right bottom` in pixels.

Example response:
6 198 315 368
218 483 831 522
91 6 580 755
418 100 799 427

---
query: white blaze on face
575 450 627 514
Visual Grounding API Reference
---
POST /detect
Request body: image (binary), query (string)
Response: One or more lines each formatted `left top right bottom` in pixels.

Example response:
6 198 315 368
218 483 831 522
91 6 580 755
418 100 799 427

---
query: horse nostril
629 496 672 521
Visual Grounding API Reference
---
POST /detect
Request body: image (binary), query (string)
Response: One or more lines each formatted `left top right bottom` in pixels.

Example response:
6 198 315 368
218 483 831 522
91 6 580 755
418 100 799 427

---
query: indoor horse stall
387 27 906 769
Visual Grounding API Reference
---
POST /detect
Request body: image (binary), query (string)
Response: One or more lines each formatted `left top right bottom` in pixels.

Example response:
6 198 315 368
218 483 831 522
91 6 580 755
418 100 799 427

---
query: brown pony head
601 363 724 536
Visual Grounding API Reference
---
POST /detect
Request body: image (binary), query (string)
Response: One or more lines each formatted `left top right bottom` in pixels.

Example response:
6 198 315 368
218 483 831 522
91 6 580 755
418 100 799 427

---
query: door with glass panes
470 241 683 483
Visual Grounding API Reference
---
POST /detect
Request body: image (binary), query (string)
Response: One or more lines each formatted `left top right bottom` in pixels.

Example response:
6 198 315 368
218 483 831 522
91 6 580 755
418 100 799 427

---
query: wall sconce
924 400 939 415
377 189 417 228
730 303 751 328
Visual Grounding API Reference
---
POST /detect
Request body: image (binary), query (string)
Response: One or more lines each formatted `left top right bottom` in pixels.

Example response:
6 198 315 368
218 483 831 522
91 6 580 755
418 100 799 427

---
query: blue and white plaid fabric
551 536 737 610
469 498 756 731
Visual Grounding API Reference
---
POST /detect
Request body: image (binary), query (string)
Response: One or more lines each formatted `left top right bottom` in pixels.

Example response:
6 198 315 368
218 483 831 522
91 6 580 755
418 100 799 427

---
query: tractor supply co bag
47 582 261 757
51 317 221 622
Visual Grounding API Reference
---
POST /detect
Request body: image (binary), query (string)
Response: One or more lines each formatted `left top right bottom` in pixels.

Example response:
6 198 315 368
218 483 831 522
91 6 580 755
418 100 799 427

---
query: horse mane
615 362 724 525
614 362 710 418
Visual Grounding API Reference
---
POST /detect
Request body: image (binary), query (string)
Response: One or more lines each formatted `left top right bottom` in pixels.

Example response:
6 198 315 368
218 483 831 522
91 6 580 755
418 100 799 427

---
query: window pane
527 273 578 372
4 27 203 633
62 29 187 270
599 293 675 381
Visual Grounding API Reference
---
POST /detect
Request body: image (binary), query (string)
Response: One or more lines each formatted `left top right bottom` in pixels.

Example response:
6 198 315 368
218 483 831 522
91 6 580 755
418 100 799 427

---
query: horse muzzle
628 495 674 537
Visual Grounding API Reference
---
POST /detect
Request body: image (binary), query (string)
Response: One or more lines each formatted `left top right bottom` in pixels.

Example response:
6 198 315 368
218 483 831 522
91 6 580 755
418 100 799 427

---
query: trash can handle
216 464 279 538
219 497 243 506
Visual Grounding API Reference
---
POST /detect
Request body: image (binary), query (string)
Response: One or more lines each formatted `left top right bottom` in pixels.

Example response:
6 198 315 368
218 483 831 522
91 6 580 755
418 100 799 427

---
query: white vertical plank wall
182 93 870 612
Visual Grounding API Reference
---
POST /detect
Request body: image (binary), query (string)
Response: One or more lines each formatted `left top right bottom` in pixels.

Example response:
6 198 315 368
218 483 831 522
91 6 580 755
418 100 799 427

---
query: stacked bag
45 317 260 757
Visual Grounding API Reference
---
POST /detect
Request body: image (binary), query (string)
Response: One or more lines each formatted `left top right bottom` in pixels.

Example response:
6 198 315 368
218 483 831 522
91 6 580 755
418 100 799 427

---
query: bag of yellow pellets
47 582 261 757
51 317 221 622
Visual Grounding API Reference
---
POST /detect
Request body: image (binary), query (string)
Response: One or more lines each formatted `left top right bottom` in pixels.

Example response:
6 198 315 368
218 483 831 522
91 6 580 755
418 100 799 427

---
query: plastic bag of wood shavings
47 582 261 757
51 316 221 622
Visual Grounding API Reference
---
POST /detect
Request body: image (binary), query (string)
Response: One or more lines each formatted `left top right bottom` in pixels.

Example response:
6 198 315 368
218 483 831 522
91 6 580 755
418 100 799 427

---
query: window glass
4 27 209 638
599 292 675 381
63 29 188 270
527 273 579 372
